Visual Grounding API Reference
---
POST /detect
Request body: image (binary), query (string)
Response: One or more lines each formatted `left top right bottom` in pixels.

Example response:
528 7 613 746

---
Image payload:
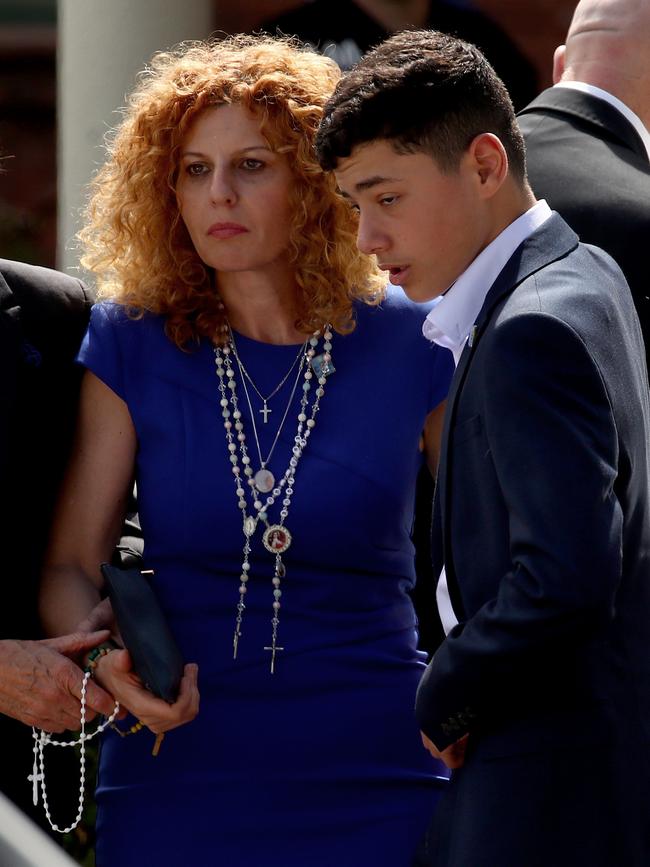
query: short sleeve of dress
368 285 455 417
428 344 455 413
76 302 128 401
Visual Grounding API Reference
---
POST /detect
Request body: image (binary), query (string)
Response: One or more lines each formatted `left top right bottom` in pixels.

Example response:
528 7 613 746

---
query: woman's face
176 103 295 276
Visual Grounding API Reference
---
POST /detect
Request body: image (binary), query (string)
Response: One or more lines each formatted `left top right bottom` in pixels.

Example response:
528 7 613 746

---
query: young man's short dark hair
315 28 527 180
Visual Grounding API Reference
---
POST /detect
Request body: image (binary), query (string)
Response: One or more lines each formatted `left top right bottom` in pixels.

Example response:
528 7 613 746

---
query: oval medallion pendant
254 468 275 493
262 524 292 554
243 516 257 537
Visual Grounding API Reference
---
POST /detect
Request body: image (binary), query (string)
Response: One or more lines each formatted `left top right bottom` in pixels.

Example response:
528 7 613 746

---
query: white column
57 0 214 277
0 792 77 866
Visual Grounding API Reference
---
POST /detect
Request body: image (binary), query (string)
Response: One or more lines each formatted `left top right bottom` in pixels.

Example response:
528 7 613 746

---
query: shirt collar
555 80 650 162
422 200 552 363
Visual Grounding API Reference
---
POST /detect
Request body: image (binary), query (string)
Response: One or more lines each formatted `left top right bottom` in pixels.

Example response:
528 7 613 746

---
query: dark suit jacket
0 259 90 818
518 86 650 368
415 216 650 866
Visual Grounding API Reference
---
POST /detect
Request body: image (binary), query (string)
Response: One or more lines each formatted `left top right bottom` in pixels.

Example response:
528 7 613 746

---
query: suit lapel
518 87 649 163
434 214 579 619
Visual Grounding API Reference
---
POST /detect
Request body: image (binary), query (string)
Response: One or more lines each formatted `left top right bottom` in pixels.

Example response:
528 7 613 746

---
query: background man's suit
0 259 89 822
517 86 650 366
415 215 650 866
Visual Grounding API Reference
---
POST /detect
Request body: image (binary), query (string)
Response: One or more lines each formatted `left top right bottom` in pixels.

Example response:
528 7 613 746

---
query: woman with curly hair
40 35 453 866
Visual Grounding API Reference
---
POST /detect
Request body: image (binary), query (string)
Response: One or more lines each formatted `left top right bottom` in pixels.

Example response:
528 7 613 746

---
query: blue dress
79 287 454 867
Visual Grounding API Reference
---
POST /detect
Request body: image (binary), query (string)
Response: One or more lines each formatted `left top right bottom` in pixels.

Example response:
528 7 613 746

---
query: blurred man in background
265 0 537 109
518 0 650 363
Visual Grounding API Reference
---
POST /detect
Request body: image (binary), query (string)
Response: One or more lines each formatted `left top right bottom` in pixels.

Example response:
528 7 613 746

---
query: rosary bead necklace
31 671 120 834
214 316 334 672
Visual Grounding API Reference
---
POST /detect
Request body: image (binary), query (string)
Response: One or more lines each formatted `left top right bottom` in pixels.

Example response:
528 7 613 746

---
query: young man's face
334 139 489 301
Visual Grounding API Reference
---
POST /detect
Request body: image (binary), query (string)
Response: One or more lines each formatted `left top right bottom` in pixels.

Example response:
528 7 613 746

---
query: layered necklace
213 315 334 672
234 338 304 425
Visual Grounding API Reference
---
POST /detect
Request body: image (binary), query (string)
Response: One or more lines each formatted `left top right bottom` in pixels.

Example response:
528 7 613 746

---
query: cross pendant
233 630 241 660
28 760 43 806
259 402 272 423
264 643 284 674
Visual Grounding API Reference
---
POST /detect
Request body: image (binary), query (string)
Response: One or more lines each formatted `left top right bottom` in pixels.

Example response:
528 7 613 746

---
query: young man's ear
467 133 508 196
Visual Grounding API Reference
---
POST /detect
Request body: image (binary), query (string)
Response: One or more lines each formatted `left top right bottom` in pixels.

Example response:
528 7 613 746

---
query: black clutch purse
100 563 184 703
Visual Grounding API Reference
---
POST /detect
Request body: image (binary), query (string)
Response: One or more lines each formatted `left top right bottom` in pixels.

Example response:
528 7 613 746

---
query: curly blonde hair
79 34 384 347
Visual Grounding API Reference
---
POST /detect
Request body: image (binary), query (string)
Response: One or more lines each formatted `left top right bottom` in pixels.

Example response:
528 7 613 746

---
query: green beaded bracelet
83 640 118 675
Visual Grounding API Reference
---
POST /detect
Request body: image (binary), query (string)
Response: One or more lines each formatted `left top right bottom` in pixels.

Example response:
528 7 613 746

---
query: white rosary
214 322 334 671
31 670 120 834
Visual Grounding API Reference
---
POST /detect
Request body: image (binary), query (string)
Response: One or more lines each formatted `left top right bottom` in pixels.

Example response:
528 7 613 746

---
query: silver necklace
214 321 334 672
229 333 306 424
229 325 308 493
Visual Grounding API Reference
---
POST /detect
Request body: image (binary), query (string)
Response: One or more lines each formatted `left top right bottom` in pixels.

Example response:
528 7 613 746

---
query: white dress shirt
424 199 553 634
555 80 650 163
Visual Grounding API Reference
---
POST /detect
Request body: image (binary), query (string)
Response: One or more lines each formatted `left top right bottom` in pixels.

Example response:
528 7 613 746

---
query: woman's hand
94 649 200 734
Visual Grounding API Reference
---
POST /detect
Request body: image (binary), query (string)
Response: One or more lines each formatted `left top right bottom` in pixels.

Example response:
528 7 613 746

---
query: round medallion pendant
254 468 275 493
262 524 292 554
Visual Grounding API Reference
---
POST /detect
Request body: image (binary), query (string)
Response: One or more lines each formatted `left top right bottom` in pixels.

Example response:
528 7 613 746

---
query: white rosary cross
259 402 272 423
29 758 43 806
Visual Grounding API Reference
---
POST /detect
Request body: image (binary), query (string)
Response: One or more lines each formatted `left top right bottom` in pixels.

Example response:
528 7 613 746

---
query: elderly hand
93 648 200 735
0 631 118 732
421 730 470 769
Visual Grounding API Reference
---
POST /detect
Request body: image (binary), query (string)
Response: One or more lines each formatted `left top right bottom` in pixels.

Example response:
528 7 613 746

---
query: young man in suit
518 0 650 365
0 259 116 820
316 29 650 867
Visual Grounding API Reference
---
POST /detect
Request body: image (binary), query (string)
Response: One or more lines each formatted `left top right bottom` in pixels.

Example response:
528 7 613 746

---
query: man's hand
421 730 470 769
0 632 117 732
